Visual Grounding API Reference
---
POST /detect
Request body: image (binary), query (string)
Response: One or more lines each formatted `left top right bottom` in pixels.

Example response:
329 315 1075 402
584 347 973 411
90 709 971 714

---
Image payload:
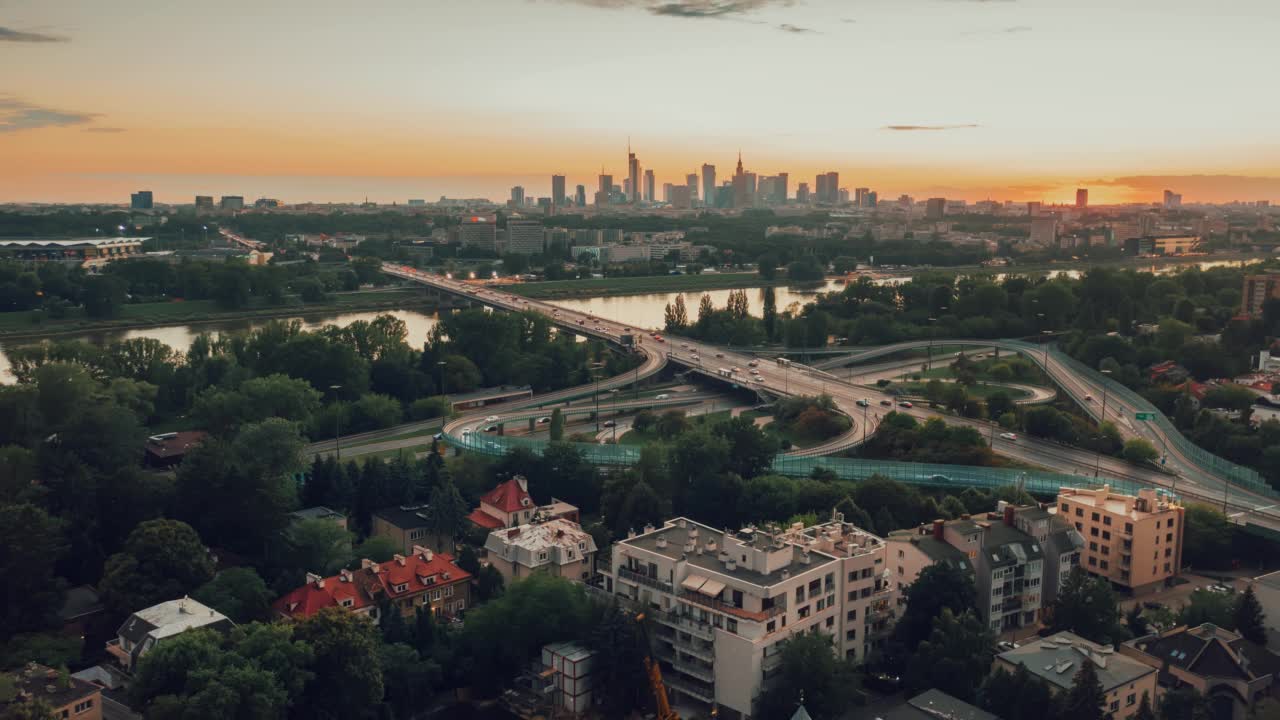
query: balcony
655 610 715 641
672 632 716 662
672 657 716 683
1002 596 1023 612
104 639 131 668
679 591 784 622
1120 554 1131 568
664 674 716 704
618 567 673 594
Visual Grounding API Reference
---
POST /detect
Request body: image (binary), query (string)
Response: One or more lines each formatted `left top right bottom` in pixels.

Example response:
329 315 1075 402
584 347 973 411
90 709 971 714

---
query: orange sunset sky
3 0 1280 205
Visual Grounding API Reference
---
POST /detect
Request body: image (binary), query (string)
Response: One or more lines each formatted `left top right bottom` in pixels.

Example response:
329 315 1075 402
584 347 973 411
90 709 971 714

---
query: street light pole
329 384 343 461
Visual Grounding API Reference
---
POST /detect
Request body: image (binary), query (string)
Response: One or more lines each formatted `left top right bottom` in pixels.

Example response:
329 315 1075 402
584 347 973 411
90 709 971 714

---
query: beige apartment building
603 512 894 719
1057 486 1183 594
483 518 598 586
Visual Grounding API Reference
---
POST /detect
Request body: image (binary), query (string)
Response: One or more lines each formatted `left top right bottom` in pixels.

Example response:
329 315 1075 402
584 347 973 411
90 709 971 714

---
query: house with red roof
466 475 579 531
272 545 470 623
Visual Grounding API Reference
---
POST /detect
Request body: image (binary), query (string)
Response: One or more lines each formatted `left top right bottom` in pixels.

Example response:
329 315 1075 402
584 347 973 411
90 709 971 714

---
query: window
817 598 826 611
1088 556 1097 566
1061 503 1069 512
340 598 354 608
1089 542 1098 551
74 700 94 714
1102 530 1111 540
848 591 856 602
1165 548 1172 558
1125 522 1134 534
445 586 454 597
847 609 857 621
798 606 810 619
846 629 857 641
733 589 744 608
727 619 738 634
568 550 575 560
1091 512 1100 521
430 589 442 601
1090 527 1099 537
809 579 821 595
1109 701 1119 712
1075 522 1083 531
1102 546 1110 555
1126 694 1136 707
1103 516 1111 526
898 549 905 558
1075 508 1083 517
861 568 873 579
767 620 776 633
538 552 548 561
826 616 834 628
849 571 857 582
1164 562 1171 573
1100 560 1109 570
393 583 408 593
1166 533 1173 542
796 587 805 603
861 587 871 598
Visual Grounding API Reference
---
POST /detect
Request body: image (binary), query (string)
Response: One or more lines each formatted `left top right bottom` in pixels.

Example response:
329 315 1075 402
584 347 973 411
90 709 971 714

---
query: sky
2 0 1280 206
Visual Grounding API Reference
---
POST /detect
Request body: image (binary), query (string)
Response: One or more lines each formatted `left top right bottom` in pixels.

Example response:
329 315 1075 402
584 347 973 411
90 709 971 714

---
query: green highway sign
1134 412 1156 421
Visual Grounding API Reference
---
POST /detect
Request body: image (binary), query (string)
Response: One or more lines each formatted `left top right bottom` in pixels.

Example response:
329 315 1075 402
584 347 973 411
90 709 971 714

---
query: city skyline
3 0 1280 205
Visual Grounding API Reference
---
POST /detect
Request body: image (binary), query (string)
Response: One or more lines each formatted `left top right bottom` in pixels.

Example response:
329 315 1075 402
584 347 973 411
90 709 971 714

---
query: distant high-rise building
551 175 566 208
686 173 699 203
855 188 870 207
838 188 850 204
866 191 877 207
1029 214 1059 247
815 171 839 204
597 174 612 207
926 197 947 220
459 215 498 251
796 183 810 204
1026 201 1042 216
407 199 426 206
627 143 641 203
777 172 788 204
510 186 525 207
574 184 586 207
644 169 655 203
662 183 675 204
194 195 214 208
1076 188 1089 209
254 198 279 208
506 220 545 255
1163 190 1182 209
220 196 245 210
623 178 633 199
1242 273 1280 318
731 152 752 208
131 190 153 210
537 198 552 213
670 185 692 210
701 164 716 209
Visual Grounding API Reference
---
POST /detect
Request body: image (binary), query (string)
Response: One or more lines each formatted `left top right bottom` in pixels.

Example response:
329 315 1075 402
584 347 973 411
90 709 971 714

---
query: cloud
882 124 980 131
84 126 127 134
0 26 68 43
777 23 817 33
555 0 795 20
0 97 98 133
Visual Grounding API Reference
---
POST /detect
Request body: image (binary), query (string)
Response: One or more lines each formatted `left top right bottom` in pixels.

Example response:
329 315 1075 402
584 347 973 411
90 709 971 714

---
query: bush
408 397 451 421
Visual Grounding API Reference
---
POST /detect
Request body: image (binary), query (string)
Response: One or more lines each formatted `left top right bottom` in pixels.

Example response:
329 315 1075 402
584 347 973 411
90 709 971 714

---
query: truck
776 357 792 368
717 368 732 378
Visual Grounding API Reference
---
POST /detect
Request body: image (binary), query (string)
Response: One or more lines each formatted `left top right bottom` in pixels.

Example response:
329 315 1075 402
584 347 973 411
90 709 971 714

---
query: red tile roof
467 508 505 530
272 549 471 620
479 477 532 514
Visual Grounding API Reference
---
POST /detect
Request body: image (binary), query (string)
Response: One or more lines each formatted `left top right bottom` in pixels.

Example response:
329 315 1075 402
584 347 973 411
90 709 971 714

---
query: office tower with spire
644 169 655 203
701 164 716 209
627 141 641 204
731 151 751 208
551 175 566 209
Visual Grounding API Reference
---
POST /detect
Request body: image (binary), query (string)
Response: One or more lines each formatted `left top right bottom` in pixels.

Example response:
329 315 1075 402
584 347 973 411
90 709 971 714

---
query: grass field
508 272 814 299
0 289 430 339
893 380 1033 400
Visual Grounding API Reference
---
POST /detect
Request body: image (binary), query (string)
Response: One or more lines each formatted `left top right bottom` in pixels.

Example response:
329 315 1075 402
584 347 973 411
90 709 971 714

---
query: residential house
484 518 597 586
995 631 1158 720
602 514 892 719
372 505 449 554
105 597 233 672
273 545 471 623
142 431 207 468
1121 624 1280 720
466 476 579 531
2 663 102 720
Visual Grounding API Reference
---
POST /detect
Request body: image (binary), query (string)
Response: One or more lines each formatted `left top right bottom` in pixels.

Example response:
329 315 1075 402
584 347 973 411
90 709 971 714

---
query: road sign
1134 412 1156 421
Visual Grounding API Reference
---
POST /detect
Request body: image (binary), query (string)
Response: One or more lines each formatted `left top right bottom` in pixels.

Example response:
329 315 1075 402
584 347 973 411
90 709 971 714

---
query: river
0 257 1262 382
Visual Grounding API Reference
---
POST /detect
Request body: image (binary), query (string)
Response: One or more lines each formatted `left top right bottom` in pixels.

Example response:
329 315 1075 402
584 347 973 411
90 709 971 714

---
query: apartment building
373 504 450 554
996 631 1158 720
1057 486 1183 594
483 518 598 586
603 513 892 719
3 663 102 720
1010 503 1083 607
273 545 471 622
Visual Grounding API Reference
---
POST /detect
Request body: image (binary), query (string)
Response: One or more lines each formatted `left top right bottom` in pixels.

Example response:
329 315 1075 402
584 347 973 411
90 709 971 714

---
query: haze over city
3 0 1280 205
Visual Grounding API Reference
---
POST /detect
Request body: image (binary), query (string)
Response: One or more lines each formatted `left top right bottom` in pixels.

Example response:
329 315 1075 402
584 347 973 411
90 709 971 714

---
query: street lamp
610 388 620 441
329 385 343 461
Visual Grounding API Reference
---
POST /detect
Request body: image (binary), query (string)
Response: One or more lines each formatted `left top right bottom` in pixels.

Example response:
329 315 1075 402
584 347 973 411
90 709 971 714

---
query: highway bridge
382 264 1280 535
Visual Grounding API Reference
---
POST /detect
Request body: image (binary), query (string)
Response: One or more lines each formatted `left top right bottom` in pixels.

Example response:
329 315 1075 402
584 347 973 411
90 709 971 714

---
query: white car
1000 432 1018 441
656 394 670 400
536 416 551 424
484 415 499 423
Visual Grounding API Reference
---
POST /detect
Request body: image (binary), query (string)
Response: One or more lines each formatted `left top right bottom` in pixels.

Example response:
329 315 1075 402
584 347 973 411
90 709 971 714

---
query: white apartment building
603 512 893 719
483 518 598 586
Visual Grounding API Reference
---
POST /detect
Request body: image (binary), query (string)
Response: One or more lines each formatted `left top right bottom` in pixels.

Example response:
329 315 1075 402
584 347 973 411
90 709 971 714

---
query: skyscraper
510 186 525 207
815 172 838 204
776 172 788 204
701 164 716 209
596 174 612 207
627 142 641 204
662 182 674 203
131 190 153 210
551 175 566 208
796 183 810 204
644 169 655 203
926 197 947 220
1163 190 1182 209
855 188 870 207
686 173 699 203
1075 188 1088 209
732 152 751 208
574 184 586 207
1029 214 1059 247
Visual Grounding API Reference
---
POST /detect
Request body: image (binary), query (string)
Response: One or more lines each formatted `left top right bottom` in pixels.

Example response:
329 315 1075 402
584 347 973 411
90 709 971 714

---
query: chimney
643 523 655 534
306 572 324 588
726 558 737 571
339 569 353 583
1004 505 1015 527
677 518 687 528
394 554 406 566
413 545 434 561
656 535 668 549
361 558 376 570
933 519 944 540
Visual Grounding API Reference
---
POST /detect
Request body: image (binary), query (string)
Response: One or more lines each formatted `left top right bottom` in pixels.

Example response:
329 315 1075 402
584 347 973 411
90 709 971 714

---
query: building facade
1057 486 1183 594
458 215 498 252
1242 273 1280 318
505 220 545 255
996 631 1159 720
106 598 234 672
3 664 102 720
483 517 597 586
465 476 579 531
273 546 470 622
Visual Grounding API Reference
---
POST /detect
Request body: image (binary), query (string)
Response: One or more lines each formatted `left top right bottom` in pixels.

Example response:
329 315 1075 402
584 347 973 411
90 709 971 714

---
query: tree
192 567 273 624
0 698 59 720
1159 686 1210 720
1050 566 1123 644
1122 438 1160 465
583 603 649 718
353 535 399 563
762 286 778 340
755 631 861 720
986 390 1017 420
549 408 564 442
906 609 994 702
979 662 1058 720
81 274 127 318
1059 658 1108 720
425 478 469 552
0 504 67 642
663 294 689 332
476 564 505 603
293 608 385 719
379 642 441 718
281 519 354 577
100 519 215 617
1133 692 1157 720
1180 589 1236 629
892 563 977 649
1183 504 1234 570
1235 585 1267 645
715 415 779 478
1125 604 1150 638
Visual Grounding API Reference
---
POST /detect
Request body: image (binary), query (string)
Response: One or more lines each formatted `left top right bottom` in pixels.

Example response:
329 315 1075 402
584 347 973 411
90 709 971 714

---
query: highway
383 265 1280 532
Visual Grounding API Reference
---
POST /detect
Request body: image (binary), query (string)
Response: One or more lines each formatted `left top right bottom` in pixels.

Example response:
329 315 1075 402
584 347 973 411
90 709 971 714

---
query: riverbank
508 272 815 299
0 288 433 341
890 251 1275 279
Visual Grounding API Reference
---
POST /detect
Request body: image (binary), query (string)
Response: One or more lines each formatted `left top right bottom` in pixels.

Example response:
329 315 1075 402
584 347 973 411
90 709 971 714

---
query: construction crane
635 613 679 720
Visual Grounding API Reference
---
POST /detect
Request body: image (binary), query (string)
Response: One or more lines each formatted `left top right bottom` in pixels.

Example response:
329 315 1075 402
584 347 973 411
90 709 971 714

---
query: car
691 354 701 362
898 400 913 408
603 420 616 428
856 399 870 407
536 416 551 424
996 641 1020 652
656 394 670 400
681 343 690 349
752 376 764 383
461 428 472 436
731 367 741 374
433 432 443 440
715 352 725 358
880 399 893 406
748 360 759 367
484 415 499 423
483 424 499 433
1085 394 1094 402
1000 432 1018 441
